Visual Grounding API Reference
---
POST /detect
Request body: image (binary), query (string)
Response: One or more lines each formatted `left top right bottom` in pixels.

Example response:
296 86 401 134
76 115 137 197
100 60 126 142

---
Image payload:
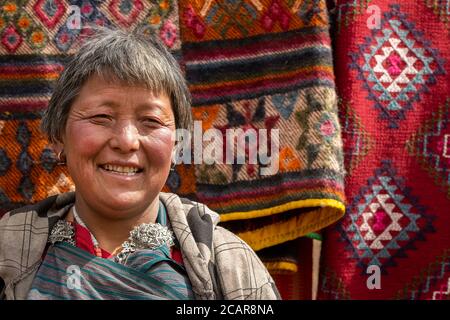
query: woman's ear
171 147 177 164
51 139 67 165
52 141 64 155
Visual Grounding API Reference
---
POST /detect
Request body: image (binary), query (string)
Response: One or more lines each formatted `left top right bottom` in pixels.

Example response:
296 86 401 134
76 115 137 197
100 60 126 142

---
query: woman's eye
94 114 111 119
90 114 112 124
142 118 162 126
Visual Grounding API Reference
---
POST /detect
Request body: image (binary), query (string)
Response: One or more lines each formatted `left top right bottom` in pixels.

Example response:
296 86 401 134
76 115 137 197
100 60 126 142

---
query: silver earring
170 151 177 171
57 150 66 165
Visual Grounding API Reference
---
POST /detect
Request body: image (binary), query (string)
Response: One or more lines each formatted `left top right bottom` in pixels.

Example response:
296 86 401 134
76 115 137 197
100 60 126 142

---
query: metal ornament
49 220 75 246
115 223 175 264
48 218 174 265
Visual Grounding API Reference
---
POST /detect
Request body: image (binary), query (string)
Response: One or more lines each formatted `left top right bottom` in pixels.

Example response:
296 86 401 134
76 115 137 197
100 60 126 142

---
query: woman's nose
110 122 140 153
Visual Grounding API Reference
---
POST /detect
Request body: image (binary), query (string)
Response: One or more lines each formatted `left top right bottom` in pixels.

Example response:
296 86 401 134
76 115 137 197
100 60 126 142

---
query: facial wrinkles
67 108 90 122
53 74 178 230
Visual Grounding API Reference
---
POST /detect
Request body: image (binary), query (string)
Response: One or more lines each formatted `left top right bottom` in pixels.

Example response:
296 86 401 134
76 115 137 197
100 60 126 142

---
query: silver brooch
115 223 174 264
49 220 75 246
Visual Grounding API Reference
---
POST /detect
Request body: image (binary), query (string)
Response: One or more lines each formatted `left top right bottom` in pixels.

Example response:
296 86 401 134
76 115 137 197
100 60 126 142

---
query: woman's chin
96 192 151 214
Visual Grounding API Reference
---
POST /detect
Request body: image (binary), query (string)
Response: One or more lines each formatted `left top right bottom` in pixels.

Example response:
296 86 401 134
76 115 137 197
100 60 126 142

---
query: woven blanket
318 1 450 299
177 0 345 255
0 0 345 283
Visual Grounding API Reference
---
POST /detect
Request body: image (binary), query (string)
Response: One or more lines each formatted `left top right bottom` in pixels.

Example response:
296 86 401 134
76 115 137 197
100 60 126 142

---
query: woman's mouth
99 164 144 176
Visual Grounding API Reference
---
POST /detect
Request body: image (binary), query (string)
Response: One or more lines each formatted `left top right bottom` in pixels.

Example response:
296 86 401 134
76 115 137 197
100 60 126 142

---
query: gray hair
41 27 192 143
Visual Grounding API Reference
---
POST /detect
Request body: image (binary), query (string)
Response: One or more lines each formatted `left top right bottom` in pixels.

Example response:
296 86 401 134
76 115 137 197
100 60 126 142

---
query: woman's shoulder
0 193 75 298
0 192 75 274
1 192 75 222
159 192 220 225
159 192 253 252
211 227 281 299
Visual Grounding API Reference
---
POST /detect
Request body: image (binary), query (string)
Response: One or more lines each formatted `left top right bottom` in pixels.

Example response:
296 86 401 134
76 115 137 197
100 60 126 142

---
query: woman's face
62 74 175 219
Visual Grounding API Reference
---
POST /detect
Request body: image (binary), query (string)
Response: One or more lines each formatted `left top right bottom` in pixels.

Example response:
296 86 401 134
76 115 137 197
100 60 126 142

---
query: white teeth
102 164 140 175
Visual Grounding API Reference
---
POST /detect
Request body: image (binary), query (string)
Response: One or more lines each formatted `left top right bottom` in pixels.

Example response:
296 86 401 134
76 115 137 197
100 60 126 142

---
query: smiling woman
59 75 176 253
0 27 280 300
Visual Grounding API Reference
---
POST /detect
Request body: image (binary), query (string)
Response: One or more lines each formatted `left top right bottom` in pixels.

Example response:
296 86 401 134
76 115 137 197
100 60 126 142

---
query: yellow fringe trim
264 261 298 274
220 198 345 222
236 205 344 251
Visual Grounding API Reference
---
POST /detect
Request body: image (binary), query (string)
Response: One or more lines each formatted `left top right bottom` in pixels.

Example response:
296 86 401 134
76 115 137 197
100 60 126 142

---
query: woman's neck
71 199 159 254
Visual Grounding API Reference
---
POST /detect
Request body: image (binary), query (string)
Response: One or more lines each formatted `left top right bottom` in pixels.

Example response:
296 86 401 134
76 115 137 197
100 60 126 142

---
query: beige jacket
0 192 280 300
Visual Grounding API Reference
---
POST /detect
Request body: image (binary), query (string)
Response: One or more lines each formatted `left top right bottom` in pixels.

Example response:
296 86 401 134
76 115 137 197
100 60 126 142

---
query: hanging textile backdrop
319 1 450 299
0 0 344 296
176 0 345 272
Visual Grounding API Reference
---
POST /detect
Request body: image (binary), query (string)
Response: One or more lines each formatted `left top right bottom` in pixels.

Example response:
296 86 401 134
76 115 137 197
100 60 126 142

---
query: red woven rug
318 1 450 299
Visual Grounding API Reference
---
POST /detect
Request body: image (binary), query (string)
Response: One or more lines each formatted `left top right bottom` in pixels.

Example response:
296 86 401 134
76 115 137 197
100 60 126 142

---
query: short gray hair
41 27 192 143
